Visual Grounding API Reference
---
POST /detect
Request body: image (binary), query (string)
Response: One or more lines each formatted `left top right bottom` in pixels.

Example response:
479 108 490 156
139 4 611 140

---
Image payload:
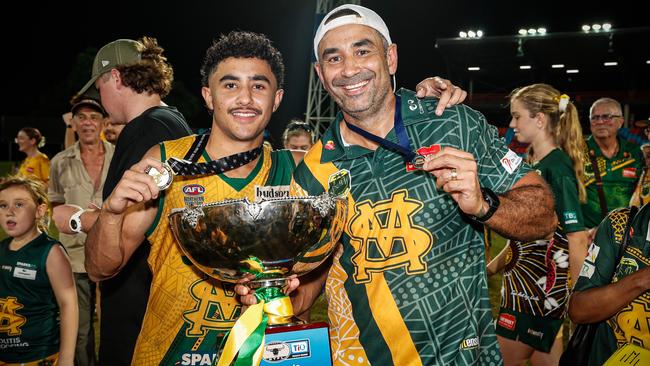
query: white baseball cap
313 4 392 60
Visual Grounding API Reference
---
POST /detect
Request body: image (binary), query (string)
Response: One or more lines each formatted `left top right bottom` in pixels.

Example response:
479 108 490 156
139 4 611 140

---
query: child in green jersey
0 176 77 366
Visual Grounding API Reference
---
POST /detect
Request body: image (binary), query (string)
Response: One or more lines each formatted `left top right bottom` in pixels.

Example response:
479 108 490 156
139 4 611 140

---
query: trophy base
248 278 288 289
261 322 332 365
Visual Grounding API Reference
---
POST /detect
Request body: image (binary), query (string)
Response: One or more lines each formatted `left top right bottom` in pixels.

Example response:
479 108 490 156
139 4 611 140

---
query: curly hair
112 36 174 97
200 31 285 89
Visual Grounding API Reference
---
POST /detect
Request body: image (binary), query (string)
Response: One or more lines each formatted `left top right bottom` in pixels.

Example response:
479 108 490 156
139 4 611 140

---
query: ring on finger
450 168 458 180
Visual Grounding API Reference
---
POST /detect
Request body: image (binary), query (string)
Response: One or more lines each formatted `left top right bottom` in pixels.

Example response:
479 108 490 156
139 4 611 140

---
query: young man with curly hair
57 36 192 365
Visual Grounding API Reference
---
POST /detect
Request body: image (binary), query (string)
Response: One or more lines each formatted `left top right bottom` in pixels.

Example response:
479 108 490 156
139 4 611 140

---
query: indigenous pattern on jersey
574 206 650 365
500 232 569 318
582 136 642 228
136 135 294 366
292 89 529 366
0 234 60 363
500 149 582 318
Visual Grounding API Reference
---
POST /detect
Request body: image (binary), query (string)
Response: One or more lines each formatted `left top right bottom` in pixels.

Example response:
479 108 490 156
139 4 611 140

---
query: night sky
3 0 647 147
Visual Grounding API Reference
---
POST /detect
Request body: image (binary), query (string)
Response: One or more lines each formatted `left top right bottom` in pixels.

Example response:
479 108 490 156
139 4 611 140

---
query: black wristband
468 188 500 223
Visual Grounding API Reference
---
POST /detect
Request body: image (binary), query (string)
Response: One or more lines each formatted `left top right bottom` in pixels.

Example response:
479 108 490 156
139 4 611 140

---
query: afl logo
183 184 205 196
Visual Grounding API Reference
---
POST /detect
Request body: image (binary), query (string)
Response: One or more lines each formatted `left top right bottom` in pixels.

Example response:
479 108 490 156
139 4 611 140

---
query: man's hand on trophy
235 275 300 306
103 157 163 215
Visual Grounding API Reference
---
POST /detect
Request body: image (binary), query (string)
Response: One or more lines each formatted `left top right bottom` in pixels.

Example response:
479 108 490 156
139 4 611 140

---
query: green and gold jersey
582 136 642 227
0 234 60 363
574 205 650 365
292 89 529 366
500 149 583 318
134 135 295 366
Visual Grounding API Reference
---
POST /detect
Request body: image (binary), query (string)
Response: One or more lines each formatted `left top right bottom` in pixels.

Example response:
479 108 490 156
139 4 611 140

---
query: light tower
304 0 360 139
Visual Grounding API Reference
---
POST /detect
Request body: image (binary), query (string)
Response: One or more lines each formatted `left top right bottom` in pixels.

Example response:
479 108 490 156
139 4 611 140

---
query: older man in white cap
286 4 557 365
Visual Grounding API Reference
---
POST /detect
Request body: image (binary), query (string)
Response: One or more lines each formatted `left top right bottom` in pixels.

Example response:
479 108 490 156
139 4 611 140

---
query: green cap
76 39 142 96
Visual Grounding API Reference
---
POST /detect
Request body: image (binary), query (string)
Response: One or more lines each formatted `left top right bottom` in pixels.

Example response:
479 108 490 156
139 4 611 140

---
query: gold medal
146 163 174 190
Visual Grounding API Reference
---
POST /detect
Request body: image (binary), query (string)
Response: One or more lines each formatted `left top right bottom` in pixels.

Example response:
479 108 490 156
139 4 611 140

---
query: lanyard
166 132 263 177
344 96 425 169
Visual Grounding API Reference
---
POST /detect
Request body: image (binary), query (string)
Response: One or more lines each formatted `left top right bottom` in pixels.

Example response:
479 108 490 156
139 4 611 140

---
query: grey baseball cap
76 39 142 96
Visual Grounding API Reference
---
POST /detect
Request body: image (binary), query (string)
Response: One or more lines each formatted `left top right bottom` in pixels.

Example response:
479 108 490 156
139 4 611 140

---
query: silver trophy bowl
169 193 347 287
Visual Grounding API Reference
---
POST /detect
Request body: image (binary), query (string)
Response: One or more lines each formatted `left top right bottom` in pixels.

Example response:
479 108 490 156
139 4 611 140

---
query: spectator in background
14 127 50 185
282 119 315 151
56 36 192 365
487 84 589 365
582 98 642 234
103 117 125 145
569 204 650 363
629 142 650 206
49 98 115 366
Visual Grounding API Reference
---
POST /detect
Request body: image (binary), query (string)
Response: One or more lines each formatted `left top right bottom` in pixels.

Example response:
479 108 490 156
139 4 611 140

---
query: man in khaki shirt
49 98 114 366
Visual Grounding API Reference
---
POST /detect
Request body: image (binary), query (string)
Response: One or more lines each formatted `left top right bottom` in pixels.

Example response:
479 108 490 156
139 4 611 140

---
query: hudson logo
0 296 26 336
183 184 205 196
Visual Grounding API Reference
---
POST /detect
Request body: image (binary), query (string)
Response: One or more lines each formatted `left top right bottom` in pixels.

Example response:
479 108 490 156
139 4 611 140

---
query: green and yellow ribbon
217 258 294 366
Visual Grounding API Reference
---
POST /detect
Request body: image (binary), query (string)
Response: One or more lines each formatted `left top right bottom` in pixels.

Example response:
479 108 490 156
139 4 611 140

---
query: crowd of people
1 4 650 366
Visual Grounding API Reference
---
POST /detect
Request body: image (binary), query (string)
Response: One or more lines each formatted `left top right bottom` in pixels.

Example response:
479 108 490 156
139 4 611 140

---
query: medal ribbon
167 132 263 177
343 95 418 164
217 258 294 366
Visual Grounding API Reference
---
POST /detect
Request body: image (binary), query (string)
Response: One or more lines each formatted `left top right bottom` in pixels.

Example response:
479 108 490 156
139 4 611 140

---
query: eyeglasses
73 113 104 122
590 114 622 122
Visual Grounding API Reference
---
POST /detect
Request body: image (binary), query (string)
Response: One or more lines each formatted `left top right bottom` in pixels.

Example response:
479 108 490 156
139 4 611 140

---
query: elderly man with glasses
582 97 643 235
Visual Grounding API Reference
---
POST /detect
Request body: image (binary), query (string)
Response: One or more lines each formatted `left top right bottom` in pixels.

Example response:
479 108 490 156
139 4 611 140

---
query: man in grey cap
50 97 113 366
62 36 192 365
281 4 555 365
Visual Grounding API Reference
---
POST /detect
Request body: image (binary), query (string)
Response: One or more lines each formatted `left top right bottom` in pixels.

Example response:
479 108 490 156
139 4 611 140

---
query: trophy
169 193 347 366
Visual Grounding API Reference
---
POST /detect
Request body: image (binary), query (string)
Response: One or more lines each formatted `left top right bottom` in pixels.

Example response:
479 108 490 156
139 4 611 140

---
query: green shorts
495 307 563 353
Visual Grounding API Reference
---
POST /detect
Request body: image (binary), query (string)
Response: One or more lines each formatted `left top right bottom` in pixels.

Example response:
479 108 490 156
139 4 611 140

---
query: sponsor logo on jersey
406 98 424 114
563 211 578 225
324 140 335 150
580 262 595 278
460 337 480 350
586 243 600 263
255 185 290 201
498 313 516 330
527 328 544 339
623 167 637 179
348 189 434 283
327 170 351 197
182 184 206 207
500 149 522 174
183 184 206 196
1 265 11 272
179 353 217 365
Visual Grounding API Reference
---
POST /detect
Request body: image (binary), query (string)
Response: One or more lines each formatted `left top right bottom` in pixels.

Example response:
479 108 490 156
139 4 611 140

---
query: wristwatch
69 208 86 234
469 188 500 223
